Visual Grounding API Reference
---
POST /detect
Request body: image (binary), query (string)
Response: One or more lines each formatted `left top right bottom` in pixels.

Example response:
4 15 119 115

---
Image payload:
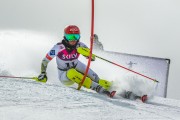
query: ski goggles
65 34 80 41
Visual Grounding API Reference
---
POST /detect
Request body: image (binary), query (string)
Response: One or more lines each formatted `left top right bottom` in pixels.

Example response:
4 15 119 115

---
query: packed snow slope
0 77 180 120
0 30 180 120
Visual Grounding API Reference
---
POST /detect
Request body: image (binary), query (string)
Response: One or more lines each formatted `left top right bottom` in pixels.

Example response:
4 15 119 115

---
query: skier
37 25 116 98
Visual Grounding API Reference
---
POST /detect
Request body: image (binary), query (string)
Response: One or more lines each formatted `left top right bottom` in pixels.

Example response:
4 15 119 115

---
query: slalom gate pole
77 0 95 90
0 75 37 80
95 55 159 83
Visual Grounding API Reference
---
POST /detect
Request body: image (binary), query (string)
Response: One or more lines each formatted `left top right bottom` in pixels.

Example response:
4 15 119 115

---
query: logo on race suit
50 50 55 55
62 53 78 60
57 49 80 61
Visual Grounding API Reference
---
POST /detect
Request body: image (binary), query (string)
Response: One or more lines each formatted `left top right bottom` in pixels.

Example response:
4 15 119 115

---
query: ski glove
37 72 47 83
86 56 95 61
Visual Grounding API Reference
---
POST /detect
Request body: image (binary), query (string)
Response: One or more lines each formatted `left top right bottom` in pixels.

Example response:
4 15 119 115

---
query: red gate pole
77 0 95 90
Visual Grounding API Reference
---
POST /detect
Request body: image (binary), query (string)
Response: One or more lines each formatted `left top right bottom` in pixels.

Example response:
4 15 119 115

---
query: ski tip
109 91 116 98
141 95 148 103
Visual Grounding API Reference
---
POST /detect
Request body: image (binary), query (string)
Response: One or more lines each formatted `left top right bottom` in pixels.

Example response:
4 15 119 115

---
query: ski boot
95 85 116 98
124 91 138 100
123 91 147 102
104 90 116 98
98 79 112 90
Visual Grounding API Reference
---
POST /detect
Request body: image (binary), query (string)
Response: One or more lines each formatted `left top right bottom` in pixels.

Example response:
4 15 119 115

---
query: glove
86 54 95 61
37 72 47 83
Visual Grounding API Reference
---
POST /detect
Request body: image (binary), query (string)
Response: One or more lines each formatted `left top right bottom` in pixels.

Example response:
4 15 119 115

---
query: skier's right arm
38 45 59 82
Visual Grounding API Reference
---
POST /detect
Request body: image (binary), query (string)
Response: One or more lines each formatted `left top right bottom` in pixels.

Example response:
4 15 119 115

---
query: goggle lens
65 34 80 41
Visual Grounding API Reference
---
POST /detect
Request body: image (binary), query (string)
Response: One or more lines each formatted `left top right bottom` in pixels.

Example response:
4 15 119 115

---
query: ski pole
95 55 159 83
0 75 38 81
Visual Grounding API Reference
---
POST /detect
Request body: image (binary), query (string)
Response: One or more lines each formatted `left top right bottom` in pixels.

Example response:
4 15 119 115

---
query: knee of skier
66 68 92 89
66 68 77 80
58 71 74 86
93 73 100 83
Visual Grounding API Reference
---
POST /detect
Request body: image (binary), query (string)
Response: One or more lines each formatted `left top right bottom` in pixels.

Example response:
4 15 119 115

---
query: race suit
41 41 100 85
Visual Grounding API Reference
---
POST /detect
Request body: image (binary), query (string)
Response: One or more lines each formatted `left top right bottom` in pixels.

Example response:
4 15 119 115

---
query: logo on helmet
69 28 78 32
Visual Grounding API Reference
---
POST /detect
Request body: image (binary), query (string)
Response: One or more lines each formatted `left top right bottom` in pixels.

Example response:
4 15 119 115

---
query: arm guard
77 47 95 61
41 58 49 73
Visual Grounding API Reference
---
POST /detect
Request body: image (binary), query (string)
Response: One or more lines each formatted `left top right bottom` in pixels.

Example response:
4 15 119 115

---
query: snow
1 78 180 120
1 30 180 120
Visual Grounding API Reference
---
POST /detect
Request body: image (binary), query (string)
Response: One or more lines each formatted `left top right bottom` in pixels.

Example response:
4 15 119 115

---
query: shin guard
98 79 112 90
67 68 92 89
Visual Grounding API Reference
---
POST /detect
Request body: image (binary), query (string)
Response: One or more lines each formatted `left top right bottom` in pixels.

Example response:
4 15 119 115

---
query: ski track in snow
0 78 180 120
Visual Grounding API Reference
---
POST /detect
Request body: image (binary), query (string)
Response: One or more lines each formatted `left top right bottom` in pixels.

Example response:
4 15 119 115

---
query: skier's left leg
75 61 112 90
66 68 92 89
66 68 116 97
98 79 112 90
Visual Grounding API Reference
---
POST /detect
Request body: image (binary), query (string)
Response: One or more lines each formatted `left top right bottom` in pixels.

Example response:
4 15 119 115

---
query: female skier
37 25 116 98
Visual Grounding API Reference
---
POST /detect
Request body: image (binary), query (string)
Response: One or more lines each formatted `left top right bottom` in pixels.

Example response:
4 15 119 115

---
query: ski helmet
64 25 80 34
62 25 80 49
64 25 81 42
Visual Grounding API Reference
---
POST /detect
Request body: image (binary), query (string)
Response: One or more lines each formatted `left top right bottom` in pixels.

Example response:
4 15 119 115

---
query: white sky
0 0 180 100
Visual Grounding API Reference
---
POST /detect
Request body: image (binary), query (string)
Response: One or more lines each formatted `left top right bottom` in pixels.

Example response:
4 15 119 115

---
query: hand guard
37 72 47 83
86 55 95 61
